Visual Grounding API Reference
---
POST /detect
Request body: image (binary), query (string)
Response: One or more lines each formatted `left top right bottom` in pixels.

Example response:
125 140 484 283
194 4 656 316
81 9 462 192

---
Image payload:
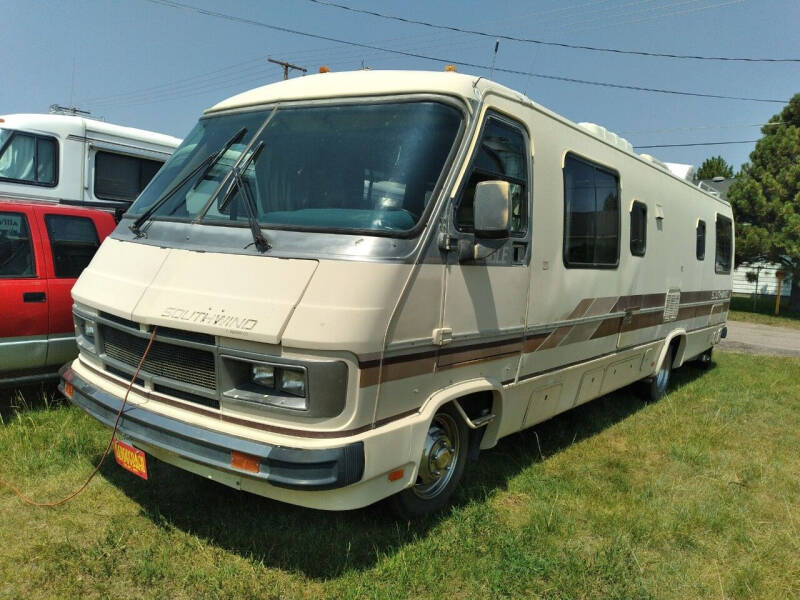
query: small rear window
696 220 706 260
715 215 732 274
630 201 647 257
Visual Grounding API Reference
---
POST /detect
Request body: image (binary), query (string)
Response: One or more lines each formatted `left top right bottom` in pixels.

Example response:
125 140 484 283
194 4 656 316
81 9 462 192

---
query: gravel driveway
718 320 800 357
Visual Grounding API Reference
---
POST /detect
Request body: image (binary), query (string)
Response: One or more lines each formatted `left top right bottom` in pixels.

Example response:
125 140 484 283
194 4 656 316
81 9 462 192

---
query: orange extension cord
0 327 158 507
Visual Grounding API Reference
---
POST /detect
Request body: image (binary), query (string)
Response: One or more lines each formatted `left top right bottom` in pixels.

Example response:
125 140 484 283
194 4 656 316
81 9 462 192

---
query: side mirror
474 180 510 238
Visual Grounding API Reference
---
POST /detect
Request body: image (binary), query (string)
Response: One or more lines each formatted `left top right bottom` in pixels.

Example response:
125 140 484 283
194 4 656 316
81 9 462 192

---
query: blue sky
4 0 798 170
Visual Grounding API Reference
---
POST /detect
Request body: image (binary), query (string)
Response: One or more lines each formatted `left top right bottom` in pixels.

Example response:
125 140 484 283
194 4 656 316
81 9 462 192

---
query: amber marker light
388 469 404 482
319 65 330 73
64 382 74 399
444 64 457 72
231 451 260 473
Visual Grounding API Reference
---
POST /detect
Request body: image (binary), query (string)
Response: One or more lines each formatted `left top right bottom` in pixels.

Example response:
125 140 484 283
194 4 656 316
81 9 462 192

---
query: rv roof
0 113 182 148
207 70 523 113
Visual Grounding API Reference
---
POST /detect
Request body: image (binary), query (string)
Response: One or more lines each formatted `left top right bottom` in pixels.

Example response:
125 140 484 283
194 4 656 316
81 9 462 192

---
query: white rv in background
0 113 180 213
60 70 733 517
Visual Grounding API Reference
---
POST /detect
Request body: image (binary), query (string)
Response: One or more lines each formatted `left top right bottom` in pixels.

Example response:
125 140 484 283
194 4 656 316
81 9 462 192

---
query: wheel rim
655 354 671 391
412 412 461 500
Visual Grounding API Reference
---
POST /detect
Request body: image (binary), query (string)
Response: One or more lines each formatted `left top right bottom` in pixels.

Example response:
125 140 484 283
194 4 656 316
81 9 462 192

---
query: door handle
23 291 46 303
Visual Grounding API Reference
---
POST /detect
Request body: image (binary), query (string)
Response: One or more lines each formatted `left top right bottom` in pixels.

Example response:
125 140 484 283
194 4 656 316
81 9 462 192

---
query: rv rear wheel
694 348 713 369
389 403 468 519
648 345 674 401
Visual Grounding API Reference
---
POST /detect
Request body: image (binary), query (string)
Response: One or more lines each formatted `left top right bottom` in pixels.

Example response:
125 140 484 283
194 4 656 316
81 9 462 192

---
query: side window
563 154 620 268
94 151 164 203
0 130 58 186
455 116 528 235
715 215 732 274
0 211 35 277
696 220 706 260
44 215 100 278
630 200 647 257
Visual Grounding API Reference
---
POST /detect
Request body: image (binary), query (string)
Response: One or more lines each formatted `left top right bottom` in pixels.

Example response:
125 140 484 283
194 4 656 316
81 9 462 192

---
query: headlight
221 355 347 417
250 365 275 388
280 368 306 397
234 361 308 410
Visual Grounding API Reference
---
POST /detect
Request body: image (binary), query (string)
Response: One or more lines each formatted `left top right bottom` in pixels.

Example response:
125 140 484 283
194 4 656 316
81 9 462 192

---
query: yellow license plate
113 439 148 480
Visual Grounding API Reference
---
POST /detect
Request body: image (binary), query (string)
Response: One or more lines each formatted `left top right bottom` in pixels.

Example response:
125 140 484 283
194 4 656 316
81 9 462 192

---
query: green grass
729 296 800 329
2 353 799 599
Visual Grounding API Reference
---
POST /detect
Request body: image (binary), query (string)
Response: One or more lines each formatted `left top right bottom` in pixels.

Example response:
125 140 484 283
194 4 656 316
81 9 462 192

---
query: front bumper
59 365 364 491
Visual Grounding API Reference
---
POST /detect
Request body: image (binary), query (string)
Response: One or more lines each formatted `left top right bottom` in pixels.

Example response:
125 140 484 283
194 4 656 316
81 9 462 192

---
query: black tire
648 344 674 401
389 403 469 519
694 347 713 369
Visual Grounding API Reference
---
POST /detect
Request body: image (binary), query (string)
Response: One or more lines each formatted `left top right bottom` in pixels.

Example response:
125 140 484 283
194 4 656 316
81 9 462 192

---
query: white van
60 71 733 517
0 113 181 213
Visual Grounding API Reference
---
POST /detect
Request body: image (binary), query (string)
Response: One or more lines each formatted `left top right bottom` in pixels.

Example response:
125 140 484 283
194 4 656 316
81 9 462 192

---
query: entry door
440 113 532 377
42 212 103 365
0 209 49 372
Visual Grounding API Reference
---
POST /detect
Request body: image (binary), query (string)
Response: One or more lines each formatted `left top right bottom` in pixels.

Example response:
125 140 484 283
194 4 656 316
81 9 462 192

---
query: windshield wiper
129 127 247 236
218 141 270 252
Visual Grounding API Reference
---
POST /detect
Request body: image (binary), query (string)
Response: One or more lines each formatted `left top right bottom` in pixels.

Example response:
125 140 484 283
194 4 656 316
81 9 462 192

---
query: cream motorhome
60 71 733 517
0 113 181 212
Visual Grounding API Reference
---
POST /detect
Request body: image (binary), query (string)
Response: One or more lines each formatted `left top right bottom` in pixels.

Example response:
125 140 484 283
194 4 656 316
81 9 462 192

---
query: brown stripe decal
357 290 730 388
539 326 572 350
437 339 522 369
523 332 551 353
591 316 624 340
567 297 595 319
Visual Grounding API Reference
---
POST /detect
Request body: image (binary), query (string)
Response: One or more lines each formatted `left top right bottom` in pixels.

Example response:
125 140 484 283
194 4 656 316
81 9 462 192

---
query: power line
618 121 788 134
306 0 797 63
547 0 741 34
138 0 789 104
635 140 759 148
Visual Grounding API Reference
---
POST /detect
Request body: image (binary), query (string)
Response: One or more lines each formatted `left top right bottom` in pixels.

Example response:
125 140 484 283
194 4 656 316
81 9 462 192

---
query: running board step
453 400 497 429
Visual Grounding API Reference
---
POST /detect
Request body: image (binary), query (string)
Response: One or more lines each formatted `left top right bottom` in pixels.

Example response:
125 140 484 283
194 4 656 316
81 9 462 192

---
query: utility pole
268 58 307 80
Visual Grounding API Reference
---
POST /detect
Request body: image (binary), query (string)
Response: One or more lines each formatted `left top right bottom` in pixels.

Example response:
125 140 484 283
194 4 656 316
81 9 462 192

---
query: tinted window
0 130 58 186
44 215 100 278
94 151 165 202
696 220 706 260
715 215 732 274
129 103 463 234
455 117 528 235
630 201 647 257
564 154 620 267
0 211 35 277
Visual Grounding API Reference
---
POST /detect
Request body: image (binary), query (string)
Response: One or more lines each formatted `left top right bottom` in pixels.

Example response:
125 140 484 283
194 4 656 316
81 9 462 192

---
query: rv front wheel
389 404 468 518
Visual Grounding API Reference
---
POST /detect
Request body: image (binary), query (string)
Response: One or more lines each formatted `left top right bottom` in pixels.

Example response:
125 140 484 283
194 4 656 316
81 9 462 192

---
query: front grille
105 365 144 387
153 384 220 409
100 311 139 330
101 325 217 390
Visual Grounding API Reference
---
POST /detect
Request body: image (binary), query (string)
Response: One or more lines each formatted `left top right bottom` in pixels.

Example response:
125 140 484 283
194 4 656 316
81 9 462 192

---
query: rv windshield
127 101 463 234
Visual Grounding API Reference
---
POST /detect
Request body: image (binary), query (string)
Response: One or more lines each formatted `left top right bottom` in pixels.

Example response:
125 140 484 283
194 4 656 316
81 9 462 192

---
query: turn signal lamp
445 64 457 72
388 469 404 482
231 451 260 473
319 65 331 73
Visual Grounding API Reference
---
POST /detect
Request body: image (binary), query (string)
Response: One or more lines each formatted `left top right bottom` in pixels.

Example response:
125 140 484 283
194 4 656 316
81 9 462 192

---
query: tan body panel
68 71 732 511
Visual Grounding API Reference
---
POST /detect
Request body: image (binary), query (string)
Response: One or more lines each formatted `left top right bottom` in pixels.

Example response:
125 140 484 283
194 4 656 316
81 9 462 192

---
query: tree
696 155 734 179
728 93 800 310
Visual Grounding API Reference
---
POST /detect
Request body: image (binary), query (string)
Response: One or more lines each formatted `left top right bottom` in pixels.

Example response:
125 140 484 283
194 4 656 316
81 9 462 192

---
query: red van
0 200 115 386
